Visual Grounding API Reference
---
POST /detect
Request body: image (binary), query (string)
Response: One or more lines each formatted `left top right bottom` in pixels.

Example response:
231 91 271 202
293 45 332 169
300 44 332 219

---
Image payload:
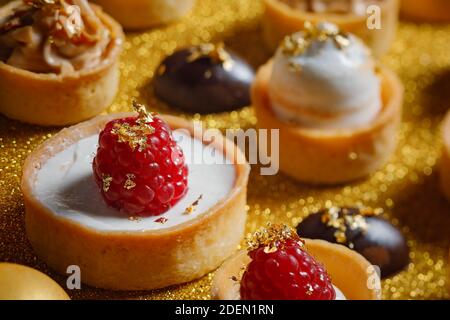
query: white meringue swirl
268 23 382 130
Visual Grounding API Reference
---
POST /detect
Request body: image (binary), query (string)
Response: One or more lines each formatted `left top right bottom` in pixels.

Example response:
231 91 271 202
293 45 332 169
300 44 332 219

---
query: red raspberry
240 230 336 300
92 107 188 216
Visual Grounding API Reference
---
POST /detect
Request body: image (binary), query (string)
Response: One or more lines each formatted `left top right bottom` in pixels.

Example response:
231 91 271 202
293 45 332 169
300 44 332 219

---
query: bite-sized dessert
0 0 124 126
252 22 403 184
0 263 70 300
22 102 250 290
401 0 450 22
91 0 196 30
154 43 254 114
440 111 450 201
297 206 409 278
263 0 399 57
212 224 381 300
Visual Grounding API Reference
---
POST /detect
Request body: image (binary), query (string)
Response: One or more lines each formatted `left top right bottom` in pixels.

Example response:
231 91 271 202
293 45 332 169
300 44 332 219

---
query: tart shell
252 61 403 185
401 0 450 22
440 111 450 200
91 0 195 30
22 113 250 291
211 239 381 300
0 5 124 127
263 0 399 57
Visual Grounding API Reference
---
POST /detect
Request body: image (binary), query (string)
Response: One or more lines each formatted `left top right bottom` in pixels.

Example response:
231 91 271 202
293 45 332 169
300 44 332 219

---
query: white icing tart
22 113 250 291
35 132 235 232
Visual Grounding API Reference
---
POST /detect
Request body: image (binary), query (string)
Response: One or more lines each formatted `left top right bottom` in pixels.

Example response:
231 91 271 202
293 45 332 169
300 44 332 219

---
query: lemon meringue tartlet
212 225 381 300
252 23 403 185
263 0 399 57
401 0 450 22
91 0 196 30
22 111 250 290
0 0 124 126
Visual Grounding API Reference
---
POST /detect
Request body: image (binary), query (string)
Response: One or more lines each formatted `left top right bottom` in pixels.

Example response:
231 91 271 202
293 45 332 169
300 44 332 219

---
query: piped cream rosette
0 0 124 126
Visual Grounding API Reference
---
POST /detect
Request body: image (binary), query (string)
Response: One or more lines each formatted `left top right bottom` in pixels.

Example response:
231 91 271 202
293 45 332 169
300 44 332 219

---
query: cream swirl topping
0 0 115 74
268 22 382 130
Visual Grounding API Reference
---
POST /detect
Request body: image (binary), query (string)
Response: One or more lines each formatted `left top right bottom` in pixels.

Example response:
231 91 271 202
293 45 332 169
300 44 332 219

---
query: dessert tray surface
0 0 450 300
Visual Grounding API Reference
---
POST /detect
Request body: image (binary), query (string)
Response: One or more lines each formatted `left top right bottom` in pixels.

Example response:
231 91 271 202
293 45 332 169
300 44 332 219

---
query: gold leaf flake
124 174 136 190
111 102 155 151
102 174 112 192
187 42 234 70
281 22 351 59
246 223 303 253
184 195 203 215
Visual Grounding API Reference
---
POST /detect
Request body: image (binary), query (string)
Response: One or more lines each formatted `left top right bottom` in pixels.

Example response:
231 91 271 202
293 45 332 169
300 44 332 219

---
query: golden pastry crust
440 111 450 200
252 61 403 185
401 0 450 22
263 0 399 57
212 239 381 300
22 113 250 291
0 5 124 127
91 0 195 30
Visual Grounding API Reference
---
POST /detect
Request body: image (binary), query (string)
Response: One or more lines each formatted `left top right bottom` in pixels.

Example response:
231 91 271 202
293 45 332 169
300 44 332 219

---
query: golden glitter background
1 0 450 300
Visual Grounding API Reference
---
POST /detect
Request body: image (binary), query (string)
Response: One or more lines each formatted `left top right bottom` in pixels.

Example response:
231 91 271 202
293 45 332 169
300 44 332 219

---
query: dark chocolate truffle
296 207 409 278
153 43 254 114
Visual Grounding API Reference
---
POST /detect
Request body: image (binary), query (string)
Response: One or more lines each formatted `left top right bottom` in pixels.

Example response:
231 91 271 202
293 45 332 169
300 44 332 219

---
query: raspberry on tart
240 224 336 300
92 102 188 216
212 225 381 300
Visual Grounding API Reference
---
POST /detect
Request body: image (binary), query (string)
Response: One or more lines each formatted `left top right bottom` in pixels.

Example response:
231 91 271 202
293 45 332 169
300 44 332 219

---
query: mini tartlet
263 0 399 57
212 224 381 300
0 0 124 126
91 0 196 30
252 23 403 184
440 111 450 201
22 107 250 290
401 0 450 22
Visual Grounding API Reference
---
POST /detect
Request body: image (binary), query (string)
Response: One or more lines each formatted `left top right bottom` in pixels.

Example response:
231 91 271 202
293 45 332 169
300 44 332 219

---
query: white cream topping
268 23 382 130
34 132 236 232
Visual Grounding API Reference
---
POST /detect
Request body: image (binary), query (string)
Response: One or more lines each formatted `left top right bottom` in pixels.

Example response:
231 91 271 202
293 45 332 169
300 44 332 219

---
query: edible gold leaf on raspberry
246 223 302 253
124 174 136 190
133 101 154 125
102 174 112 192
111 102 155 151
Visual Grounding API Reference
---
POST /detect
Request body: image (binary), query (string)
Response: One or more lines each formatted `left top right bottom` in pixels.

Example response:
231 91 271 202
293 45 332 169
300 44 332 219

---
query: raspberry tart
21 103 250 290
91 0 196 30
263 0 399 57
0 0 124 126
252 22 403 184
212 224 381 300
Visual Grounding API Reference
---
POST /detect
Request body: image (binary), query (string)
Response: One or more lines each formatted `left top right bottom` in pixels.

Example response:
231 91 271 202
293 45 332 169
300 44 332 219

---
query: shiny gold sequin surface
1 0 450 300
